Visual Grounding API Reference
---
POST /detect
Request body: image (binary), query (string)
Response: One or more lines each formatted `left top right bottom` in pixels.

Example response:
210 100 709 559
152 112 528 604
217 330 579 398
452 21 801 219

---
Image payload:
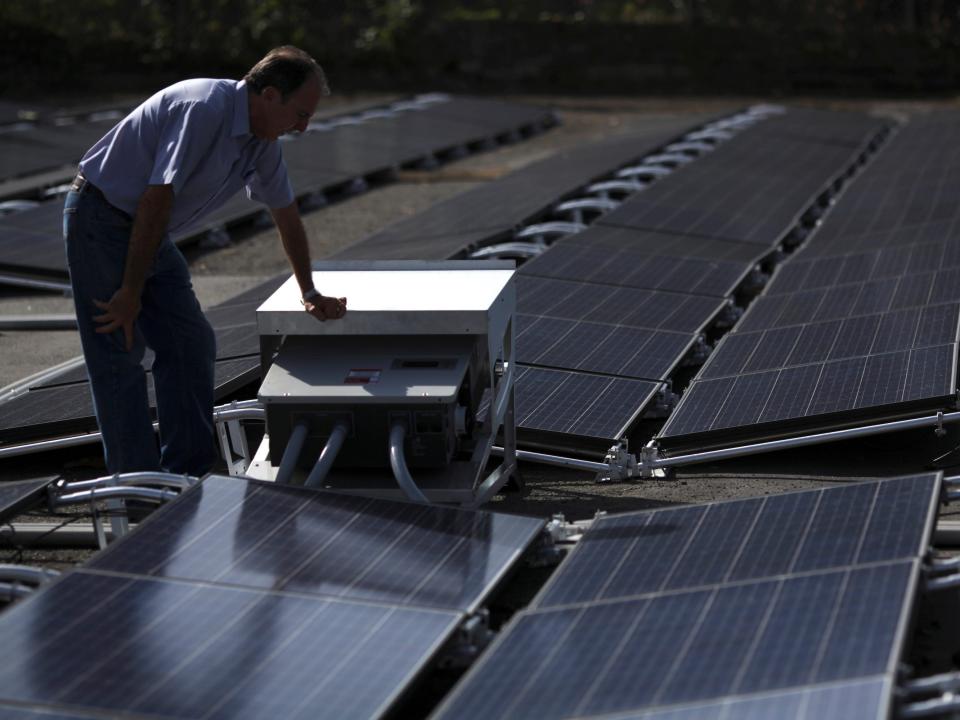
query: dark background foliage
3 1 959 98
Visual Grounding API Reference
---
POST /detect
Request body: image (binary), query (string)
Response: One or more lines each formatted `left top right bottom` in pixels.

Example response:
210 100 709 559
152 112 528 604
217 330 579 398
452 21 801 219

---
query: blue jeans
64 187 217 475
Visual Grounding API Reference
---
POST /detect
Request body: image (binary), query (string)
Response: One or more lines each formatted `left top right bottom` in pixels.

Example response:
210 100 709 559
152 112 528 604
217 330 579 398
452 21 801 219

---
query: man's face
259 75 322 141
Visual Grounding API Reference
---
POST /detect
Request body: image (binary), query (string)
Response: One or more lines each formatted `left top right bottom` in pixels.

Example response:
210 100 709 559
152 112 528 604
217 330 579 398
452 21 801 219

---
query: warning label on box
345 369 381 384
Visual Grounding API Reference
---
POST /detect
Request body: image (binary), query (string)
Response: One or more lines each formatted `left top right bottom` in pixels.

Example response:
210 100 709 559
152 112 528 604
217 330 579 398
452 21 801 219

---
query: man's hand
93 286 141 350
304 294 347 322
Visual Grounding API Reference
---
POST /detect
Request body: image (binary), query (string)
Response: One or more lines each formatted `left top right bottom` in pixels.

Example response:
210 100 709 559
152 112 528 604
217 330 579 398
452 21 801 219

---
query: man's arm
93 184 174 350
270 201 346 321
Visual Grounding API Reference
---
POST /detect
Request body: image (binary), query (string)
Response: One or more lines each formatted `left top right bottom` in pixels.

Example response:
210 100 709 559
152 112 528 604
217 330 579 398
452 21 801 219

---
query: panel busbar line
0 474 544 720
431 474 938 720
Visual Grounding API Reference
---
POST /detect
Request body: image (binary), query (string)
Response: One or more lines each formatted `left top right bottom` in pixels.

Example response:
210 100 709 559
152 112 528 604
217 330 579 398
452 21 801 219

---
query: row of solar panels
0 95 555 289
660 109 960 453
0 471 940 718
503 107 889 452
0 106 891 455
0 110 702 446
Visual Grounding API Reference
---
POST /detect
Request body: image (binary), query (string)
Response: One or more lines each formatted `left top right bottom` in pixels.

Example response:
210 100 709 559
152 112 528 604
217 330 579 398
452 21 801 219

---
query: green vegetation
3 1 960 96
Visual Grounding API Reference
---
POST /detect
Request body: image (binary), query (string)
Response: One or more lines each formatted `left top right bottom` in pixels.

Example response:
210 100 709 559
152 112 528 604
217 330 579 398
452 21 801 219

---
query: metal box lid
257 260 516 337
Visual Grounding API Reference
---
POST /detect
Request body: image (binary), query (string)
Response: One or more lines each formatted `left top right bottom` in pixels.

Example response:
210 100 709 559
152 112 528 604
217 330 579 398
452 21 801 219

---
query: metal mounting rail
492 408 960 483
0 400 265 460
645 409 960 474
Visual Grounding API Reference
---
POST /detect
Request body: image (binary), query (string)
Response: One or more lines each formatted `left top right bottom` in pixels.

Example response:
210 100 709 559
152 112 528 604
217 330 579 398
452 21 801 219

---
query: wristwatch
300 288 321 306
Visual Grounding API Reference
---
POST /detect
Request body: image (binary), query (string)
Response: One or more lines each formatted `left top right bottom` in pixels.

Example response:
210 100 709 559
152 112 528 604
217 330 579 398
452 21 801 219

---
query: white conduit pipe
304 420 350 489
63 472 198 492
388 423 430 504
0 565 59 586
275 423 309 485
53 486 179 507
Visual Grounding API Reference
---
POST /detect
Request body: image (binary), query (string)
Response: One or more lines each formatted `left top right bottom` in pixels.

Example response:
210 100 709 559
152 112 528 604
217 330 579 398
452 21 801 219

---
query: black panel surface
433 563 912 720
519 232 756 298
513 365 661 440
596 132 864 245
517 314 694 381
88 474 544 613
0 356 260 442
536 474 938 607
0 570 460 720
0 477 54 523
518 275 725 334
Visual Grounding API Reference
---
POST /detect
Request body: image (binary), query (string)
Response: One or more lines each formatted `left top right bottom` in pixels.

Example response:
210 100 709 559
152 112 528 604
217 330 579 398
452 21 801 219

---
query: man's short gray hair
244 46 330 99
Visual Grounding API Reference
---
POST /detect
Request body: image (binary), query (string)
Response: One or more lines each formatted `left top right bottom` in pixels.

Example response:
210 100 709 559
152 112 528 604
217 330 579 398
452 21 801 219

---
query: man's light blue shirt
79 78 294 235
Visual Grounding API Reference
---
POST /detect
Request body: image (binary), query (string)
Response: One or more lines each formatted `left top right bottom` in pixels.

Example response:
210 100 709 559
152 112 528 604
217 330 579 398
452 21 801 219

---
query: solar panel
0 355 260 443
0 570 461 720
0 96 555 283
519 233 757 298
596 132 868 246
748 106 890 149
88 474 545 613
597 678 888 719
0 476 54 523
0 118 118 181
518 275 725 334
433 475 935 720
0 474 544 719
513 365 662 441
535 474 938 607
334 123 705 261
434 563 914 720
517 314 695 381
562 224 770 263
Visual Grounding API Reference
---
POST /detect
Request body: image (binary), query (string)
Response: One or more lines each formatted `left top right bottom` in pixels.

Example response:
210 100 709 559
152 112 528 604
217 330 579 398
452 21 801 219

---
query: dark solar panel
0 118 118 181
599 679 887 719
434 563 912 719
519 234 755 298
517 314 695 381
0 476 54 523
660 343 955 441
535 474 938 607
434 474 933 720
562 224 770 263
514 365 661 440
518 275 725 334
0 355 259 442
88 474 544 613
0 570 460 720
0 96 557 281
596 133 864 246
334 124 702 261
749 106 890 148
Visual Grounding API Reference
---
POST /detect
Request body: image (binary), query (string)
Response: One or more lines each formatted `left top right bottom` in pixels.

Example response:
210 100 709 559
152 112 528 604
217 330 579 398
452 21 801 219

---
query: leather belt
70 173 132 221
